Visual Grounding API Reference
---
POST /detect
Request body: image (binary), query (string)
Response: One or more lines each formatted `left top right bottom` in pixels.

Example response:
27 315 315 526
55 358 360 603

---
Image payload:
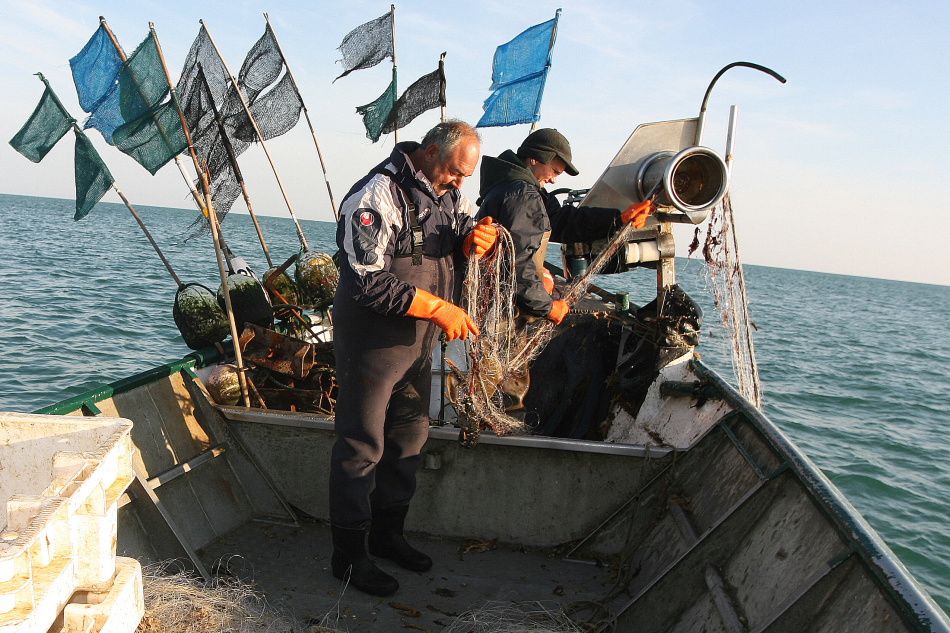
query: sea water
1 193 947 613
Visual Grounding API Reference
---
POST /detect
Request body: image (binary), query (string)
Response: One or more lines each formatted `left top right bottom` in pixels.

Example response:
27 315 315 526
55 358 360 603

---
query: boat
23 92 950 632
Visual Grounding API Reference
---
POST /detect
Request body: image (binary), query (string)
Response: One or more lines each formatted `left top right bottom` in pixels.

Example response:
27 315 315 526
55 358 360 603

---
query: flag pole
196 62 273 269
111 177 183 287
150 21 251 408
200 20 310 252
263 13 339 221
390 4 398 144
529 8 561 133
36 72 184 287
98 17 207 216
439 52 446 122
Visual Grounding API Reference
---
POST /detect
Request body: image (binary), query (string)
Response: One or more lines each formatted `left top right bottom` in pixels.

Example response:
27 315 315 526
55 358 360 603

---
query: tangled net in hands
450 221 640 444
448 226 527 441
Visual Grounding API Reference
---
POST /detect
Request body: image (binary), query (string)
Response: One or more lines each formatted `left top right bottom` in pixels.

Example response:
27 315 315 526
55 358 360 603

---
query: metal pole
200 20 310 252
196 63 274 268
41 72 185 289
99 17 206 215
263 13 339 221
150 21 250 408
390 4 398 144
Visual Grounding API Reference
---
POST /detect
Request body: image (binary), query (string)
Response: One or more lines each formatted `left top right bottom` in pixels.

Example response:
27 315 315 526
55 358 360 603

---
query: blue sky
1 0 948 285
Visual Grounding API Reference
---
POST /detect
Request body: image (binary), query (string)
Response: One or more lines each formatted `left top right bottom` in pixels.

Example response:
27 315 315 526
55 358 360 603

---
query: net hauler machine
564 62 786 297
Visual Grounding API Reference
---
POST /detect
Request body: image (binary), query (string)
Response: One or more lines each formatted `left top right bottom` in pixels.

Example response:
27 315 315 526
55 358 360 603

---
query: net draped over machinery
449 227 525 440
453 216 705 444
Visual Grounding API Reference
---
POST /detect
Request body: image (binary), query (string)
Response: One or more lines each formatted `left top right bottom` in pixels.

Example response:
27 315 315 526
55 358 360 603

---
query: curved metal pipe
696 61 786 145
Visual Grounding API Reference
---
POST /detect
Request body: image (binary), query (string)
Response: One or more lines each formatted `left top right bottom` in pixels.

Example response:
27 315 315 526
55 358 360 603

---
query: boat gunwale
692 359 950 633
29 347 949 630
217 404 673 458
31 347 223 416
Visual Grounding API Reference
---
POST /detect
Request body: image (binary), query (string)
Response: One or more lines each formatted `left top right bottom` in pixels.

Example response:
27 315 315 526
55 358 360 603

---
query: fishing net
111 100 186 175
699 192 762 407
449 228 524 439
334 11 393 80
173 283 230 350
139 561 299 633
263 267 300 307
295 252 338 310
78 33 167 142
440 601 582 633
11 76 116 220
218 272 273 329
452 220 655 443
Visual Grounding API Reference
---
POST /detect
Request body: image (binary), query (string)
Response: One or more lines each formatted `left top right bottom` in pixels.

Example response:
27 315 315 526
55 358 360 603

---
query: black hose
699 61 787 117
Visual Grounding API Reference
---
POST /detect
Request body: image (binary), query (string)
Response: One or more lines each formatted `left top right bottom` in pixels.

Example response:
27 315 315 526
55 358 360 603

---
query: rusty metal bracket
239 324 315 378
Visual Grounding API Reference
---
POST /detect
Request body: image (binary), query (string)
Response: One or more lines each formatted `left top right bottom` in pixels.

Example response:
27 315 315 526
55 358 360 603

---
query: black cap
517 128 579 176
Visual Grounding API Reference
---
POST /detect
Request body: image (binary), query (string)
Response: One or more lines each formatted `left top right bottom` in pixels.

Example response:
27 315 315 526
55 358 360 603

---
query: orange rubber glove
541 268 555 294
406 288 480 340
462 216 499 258
620 199 655 229
546 299 569 325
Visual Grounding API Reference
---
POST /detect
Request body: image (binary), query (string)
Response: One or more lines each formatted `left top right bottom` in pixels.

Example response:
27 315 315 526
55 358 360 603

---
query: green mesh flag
73 129 115 220
9 77 73 162
112 101 187 175
356 76 396 142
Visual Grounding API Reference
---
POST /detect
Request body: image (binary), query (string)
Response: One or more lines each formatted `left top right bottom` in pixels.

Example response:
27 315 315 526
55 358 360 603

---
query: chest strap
372 167 424 266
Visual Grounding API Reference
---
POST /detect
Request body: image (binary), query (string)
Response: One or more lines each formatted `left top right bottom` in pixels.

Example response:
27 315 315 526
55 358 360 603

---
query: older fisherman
329 120 497 596
476 128 652 323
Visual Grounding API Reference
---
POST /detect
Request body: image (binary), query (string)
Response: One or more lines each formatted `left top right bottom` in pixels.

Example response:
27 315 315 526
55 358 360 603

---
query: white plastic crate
48 557 144 633
0 413 134 633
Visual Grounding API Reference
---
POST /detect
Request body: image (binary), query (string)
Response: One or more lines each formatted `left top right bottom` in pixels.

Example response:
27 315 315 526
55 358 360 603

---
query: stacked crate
0 413 143 633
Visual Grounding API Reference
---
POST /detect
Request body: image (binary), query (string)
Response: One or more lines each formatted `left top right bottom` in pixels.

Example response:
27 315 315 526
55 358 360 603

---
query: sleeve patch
351 208 382 265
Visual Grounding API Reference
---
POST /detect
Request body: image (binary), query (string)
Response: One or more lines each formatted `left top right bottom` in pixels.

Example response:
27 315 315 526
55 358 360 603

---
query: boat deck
201 519 623 631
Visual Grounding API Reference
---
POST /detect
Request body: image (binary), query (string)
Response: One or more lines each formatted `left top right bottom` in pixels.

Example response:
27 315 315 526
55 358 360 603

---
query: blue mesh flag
71 31 169 144
477 11 560 128
70 25 123 114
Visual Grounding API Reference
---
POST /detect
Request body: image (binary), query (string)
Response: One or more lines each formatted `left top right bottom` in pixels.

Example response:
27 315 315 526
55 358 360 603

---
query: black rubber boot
368 505 433 572
331 525 399 596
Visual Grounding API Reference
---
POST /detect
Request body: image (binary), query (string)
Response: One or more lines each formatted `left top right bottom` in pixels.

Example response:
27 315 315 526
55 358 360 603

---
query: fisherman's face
529 157 567 186
421 137 480 196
